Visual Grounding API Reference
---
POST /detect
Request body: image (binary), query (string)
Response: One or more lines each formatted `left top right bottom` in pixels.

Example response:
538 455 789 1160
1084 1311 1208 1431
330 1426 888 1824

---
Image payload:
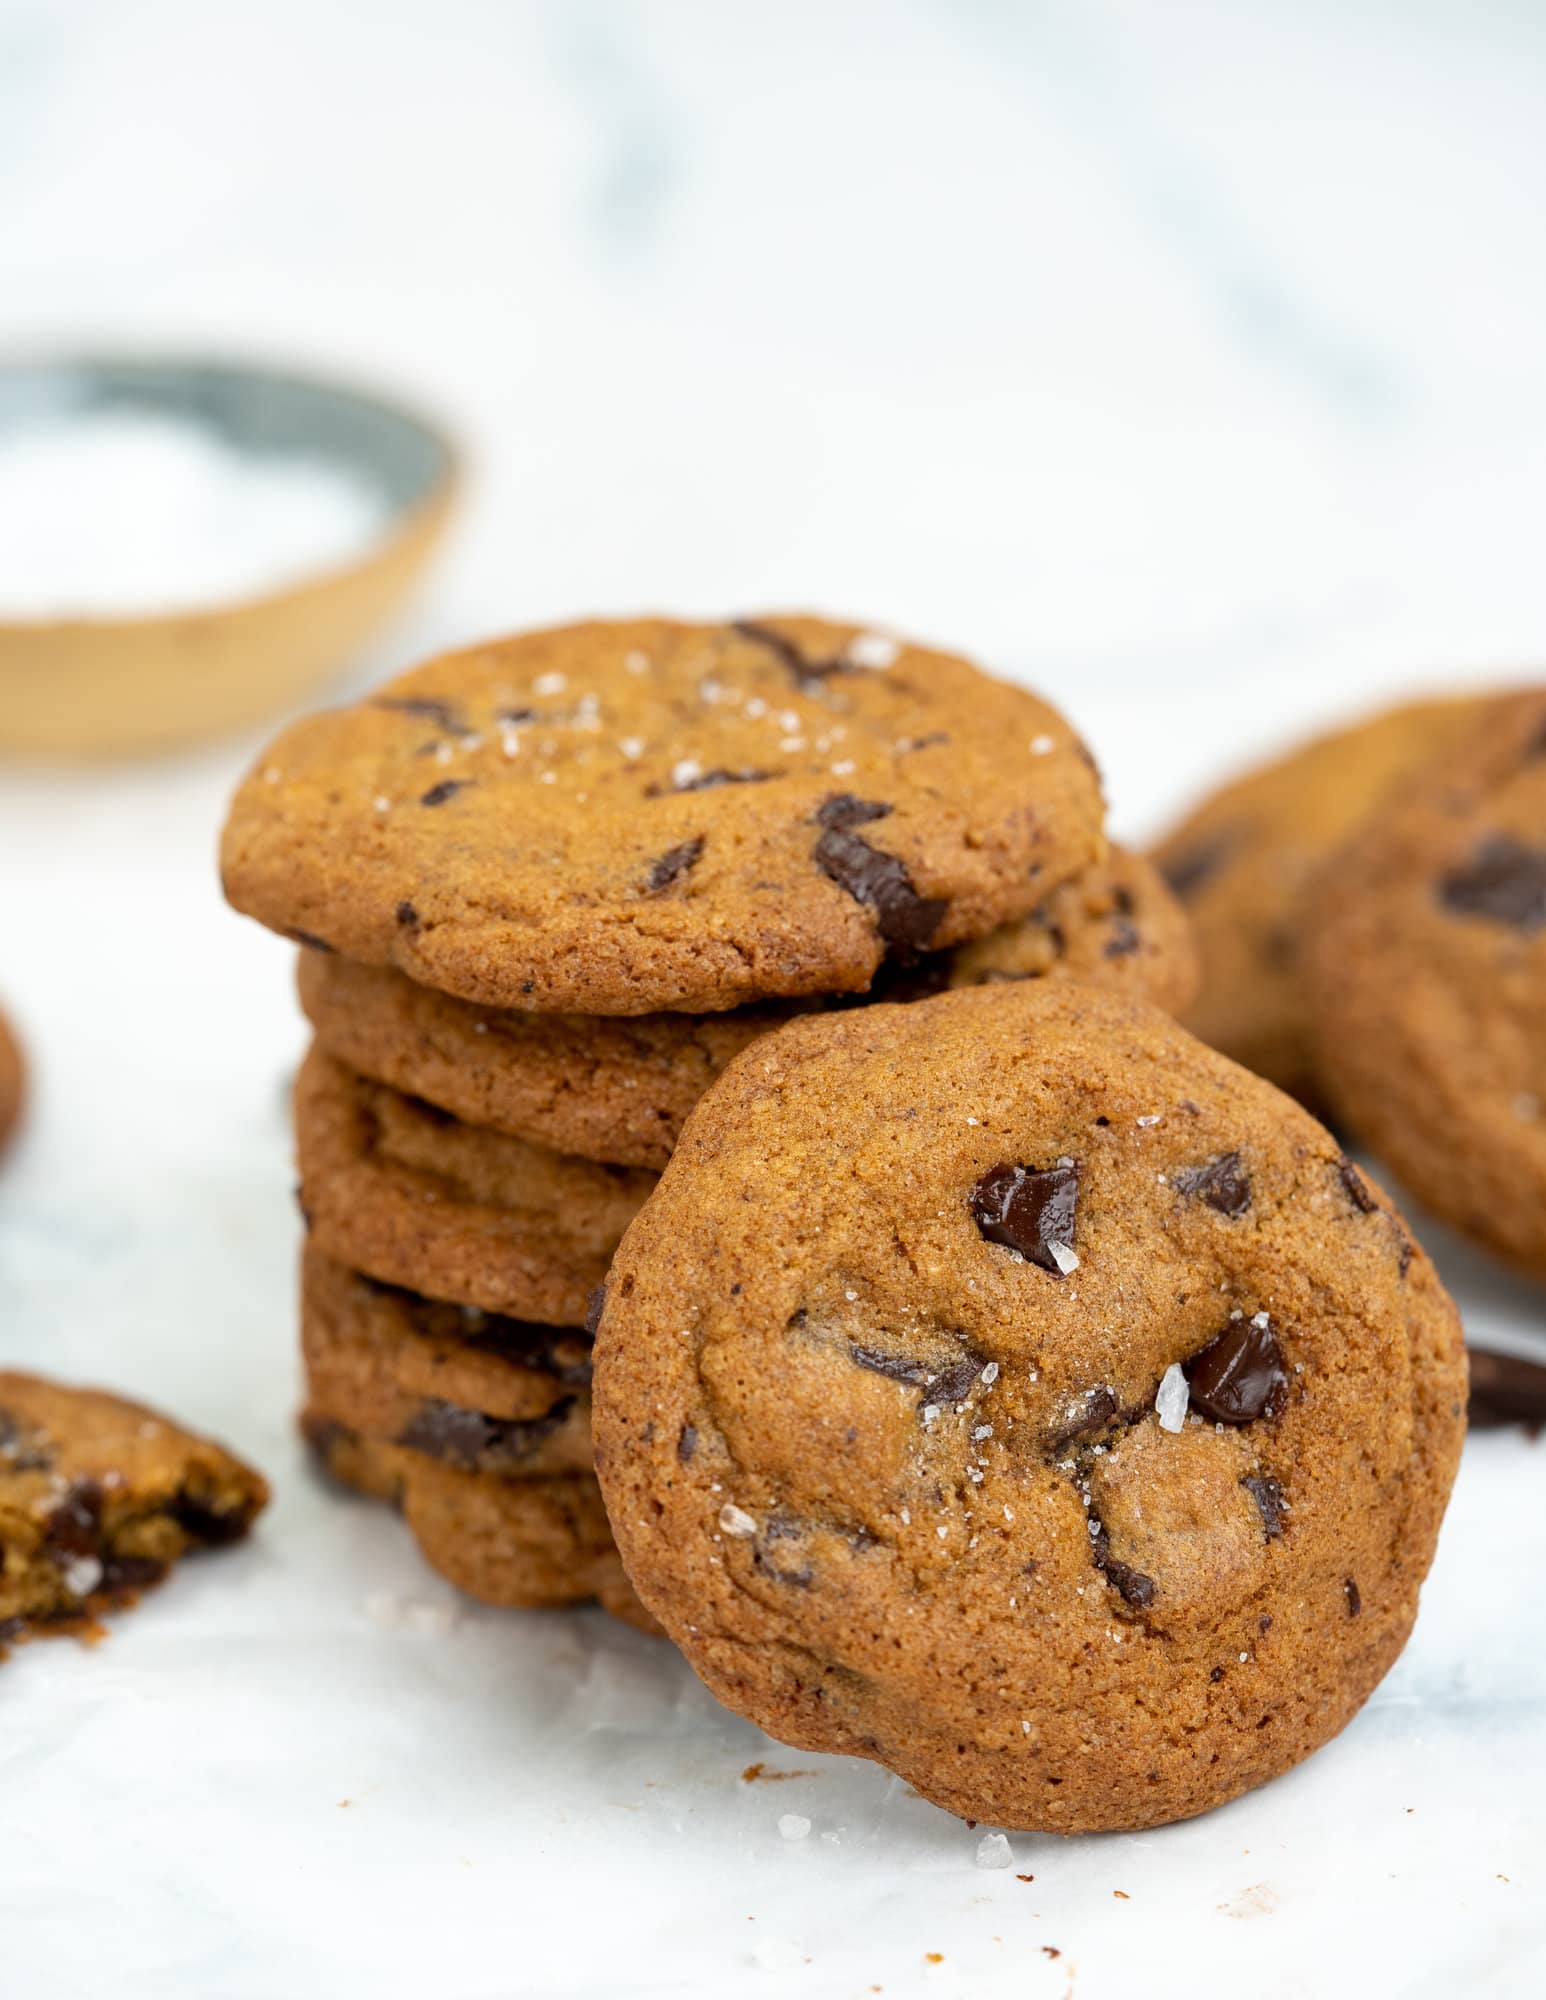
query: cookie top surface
222 616 1106 1014
300 1248 594 1478
1303 689 1546 1278
591 983 1464 1833
298 846 1196 1170
0 1004 23 1155
0 1371 268 1636
1151 693 1487 1096
294 1046 656 1321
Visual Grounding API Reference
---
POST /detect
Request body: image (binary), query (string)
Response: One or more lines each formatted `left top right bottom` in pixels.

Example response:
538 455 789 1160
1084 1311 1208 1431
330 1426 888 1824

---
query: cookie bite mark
643 837 705 895
969 1159 1080 1275
1184 1314 1288 1424
1171 1151 1252 1218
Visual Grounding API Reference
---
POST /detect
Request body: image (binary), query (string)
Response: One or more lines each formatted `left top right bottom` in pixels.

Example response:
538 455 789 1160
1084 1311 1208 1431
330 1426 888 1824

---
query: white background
1 3 1544 1995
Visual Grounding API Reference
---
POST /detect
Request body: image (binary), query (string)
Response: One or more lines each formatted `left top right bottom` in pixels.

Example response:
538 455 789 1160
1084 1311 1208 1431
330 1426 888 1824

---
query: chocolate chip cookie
0 1002 23 1156
222 616 1106 1015
592 983 1464 1833
302 1412 655 1630
1151 693 1488 1099
294 1047 656 1320
297 847 1195 1170
300 1247 594 1478
1303 689 1546 1279
0 1372 268 1653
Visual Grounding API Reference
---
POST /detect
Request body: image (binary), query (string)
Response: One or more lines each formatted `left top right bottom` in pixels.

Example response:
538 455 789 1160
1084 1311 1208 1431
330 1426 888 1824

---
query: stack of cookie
222 615 1198 1621
1153 685 1546 1294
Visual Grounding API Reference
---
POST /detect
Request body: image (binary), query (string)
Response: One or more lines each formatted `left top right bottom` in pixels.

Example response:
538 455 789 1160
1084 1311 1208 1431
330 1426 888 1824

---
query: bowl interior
0 356 452 522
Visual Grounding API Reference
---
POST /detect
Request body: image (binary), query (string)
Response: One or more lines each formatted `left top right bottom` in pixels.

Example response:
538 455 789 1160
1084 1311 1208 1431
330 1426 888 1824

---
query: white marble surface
2 3 1545 1994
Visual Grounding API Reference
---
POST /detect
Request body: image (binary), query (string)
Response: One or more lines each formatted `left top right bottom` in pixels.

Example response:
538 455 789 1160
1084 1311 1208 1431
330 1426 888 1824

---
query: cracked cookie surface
592 983 1464 1833
293 1046 656 1321
1151 693 1488 1100
1303 688 1546 1278
0 1371 267 1651
222 616 1106 1015
298 846 1195 1169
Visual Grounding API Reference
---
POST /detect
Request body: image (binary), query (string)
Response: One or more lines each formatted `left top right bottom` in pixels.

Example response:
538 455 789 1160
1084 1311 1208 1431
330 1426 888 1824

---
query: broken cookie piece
0 1371 268 1654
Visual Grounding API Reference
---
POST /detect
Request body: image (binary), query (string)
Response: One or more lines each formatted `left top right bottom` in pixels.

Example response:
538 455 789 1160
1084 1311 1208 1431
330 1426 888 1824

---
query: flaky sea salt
1048 1240 1080 1275
778 1813 812 1841
1029 735 1055 755
718 1503 757 1538
847 631 899 669
975 1832 1013 1869
61 1554 103 1598
0 409 387 616
1155 1362 1190 1433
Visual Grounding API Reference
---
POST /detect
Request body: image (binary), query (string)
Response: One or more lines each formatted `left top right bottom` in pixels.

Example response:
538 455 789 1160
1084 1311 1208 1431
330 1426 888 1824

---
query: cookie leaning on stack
223 613 1189 1615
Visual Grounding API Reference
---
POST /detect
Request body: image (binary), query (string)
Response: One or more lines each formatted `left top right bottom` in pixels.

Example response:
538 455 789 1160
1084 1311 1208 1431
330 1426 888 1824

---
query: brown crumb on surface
1016 1873 1035 1883
741 1761 813 1782
1113 1889 1130 1899
1042 1945 1061 1959
925 1951 943 1964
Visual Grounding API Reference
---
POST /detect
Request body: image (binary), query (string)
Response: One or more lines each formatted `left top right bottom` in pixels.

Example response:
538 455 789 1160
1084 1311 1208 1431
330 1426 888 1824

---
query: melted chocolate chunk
1343 1577 1361 1618
1185 1316 1288 1425
1092 1526 1156 1609
584 1285 607 1337
0 1408 52 1472
677 1424 698 1463
169 1493 251 1547
100 1554 169 1594
969 1160 1080 1275
863 954 954 1006
816 793 891 832
1172 1152 1252 1218
419 779 468 808
1438 835 1546 930
644 836 704 894
1241 1473 1286 1539
851 1345 933 1388
399 1397 574 1472
1103 917 1141 958
1046 1384 1119 1453
754 1517 815 1588
44 1480 103 1557
395 901 420 928
731 619 853 694
931 1356 986 1405
850 1345 982 1404
1337 1157 1378 1214
1159 832 1235 902
374 695 468 734
815 826 947 956
1467 1347 1546 1431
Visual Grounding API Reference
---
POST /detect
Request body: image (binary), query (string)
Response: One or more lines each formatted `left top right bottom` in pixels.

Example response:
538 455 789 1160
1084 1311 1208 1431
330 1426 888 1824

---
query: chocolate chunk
644 836 704 894
851 1345 934 1388
497 706 536 726
374 695 467 734
1160 832 1235 902
1172 1152 1252 1218
100 1554 170 1593
584 1285 607 1337
815 824 947 956
1185 1316 1288 1425
1337 1157 1378 1214
1344 1577 1361 1618
677 1424 698 1463
1103 917 1141 959
0 1408 52 1472
396 901 420 928
931 1356 986 1404
399 1397 574 1472
863 954 954 1005
731 618 852 694
1046 1384 1118 1452
44 1480 103 1556
1241 1473 1286 1539
816 793 892 832
1467 1347 1546 1430
169 1493 252 1548
1092 1526 1155 1608
969 1160 1080 1275
1438 835 1546 930
419 779 468 808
